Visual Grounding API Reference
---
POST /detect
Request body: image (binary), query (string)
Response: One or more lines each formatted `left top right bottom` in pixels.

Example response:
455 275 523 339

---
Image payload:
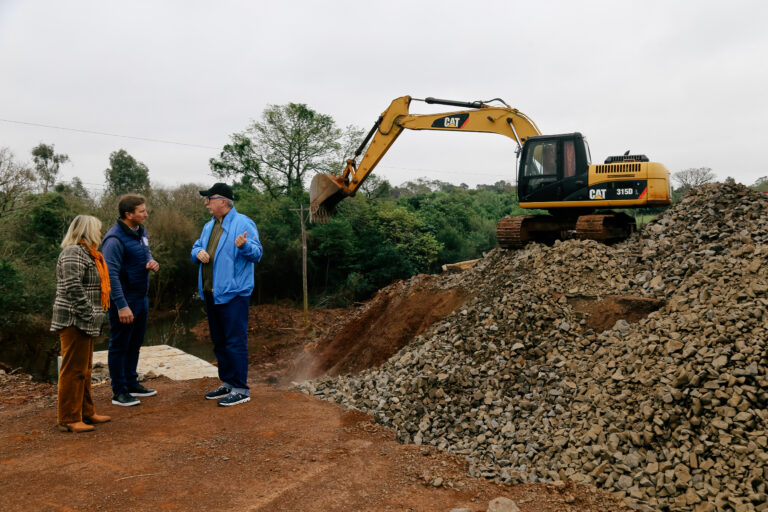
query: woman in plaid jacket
50 215 112 433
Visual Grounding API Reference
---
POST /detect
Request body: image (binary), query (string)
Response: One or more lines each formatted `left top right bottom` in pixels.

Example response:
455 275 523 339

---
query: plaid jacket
50 244 107 337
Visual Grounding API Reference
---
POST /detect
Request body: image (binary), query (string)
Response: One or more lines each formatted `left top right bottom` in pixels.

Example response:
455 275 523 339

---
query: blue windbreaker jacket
190 207 263 304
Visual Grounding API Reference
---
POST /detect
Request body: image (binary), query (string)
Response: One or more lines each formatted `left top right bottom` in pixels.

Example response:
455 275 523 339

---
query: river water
1 306 214 382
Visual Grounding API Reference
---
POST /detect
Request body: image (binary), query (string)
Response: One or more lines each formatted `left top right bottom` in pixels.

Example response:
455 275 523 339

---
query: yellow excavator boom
309 95 542 222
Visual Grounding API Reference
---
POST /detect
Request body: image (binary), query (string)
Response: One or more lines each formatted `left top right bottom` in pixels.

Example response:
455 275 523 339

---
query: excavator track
574 213 636 243
497 215 576 249
497 212 636 249
496 215 531 249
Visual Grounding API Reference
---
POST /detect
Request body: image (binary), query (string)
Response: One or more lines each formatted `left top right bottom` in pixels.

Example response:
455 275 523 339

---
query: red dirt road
1 290 642 512
0 375 628 512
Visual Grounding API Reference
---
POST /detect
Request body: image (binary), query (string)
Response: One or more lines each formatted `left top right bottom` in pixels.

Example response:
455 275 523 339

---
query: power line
1 116 515 180
0 117 220 150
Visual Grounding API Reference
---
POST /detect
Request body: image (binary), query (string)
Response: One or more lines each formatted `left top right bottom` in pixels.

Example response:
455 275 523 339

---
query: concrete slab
92 344 218 381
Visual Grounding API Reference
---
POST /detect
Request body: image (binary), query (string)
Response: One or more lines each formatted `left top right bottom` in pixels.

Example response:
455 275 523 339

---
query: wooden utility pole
292 204 310 330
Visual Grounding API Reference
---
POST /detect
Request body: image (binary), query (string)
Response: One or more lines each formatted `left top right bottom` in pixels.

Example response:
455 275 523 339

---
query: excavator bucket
309 174 350 223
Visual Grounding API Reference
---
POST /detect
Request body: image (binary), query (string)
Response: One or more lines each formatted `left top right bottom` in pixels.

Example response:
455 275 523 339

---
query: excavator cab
517 133 592 206
499 131 671 248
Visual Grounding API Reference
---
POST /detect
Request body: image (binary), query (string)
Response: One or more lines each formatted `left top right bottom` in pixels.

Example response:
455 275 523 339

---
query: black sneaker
204 385 231 400
217 392 250 407
127 384 157 397
112 392 140 407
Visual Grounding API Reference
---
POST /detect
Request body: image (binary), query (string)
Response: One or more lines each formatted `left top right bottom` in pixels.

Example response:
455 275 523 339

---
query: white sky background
1 0 767 195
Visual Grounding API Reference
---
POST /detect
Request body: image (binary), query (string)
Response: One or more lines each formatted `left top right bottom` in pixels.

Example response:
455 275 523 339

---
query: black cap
199 183 234 200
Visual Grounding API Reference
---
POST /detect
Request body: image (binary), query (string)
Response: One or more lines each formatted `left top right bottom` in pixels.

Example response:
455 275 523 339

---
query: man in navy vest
102 194 160 406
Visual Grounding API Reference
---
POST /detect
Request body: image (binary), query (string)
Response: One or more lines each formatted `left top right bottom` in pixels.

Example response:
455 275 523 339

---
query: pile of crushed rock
299 183 768 512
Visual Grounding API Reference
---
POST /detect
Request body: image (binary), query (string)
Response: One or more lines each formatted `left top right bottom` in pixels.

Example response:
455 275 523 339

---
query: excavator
309 96 672 248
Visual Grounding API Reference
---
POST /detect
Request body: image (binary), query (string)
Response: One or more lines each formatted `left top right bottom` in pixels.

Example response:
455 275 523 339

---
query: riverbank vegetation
3 101 743 376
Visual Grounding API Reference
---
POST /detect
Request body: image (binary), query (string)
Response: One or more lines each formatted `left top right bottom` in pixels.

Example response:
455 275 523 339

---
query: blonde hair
60 215 102 249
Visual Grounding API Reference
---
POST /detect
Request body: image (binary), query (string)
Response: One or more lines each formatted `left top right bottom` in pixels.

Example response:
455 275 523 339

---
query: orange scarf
80 240 111 310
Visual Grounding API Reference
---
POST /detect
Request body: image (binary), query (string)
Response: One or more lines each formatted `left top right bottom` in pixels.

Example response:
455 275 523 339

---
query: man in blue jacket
102 194 160 407
191 183 262 407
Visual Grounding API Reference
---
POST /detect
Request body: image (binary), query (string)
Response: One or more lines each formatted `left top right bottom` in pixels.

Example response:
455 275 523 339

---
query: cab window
524 141 558 176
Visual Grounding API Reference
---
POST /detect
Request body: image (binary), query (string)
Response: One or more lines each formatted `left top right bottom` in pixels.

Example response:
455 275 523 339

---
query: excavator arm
309 95 542 222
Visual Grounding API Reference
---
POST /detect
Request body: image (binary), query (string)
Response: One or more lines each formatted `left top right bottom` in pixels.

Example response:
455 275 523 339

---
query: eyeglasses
204 195 226 202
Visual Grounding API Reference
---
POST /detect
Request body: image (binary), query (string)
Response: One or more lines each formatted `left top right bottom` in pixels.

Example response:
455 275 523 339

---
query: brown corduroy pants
57 326 96 424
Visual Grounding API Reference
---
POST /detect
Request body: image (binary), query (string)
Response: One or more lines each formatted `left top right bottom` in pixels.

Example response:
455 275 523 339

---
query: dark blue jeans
107 296 148 395
204 293 250 395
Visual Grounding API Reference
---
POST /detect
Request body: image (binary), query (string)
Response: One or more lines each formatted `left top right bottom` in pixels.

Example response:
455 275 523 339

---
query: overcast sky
1 0 767 195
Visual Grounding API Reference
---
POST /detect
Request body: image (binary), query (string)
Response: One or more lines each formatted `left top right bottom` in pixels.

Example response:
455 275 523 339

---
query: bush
0 260 25 328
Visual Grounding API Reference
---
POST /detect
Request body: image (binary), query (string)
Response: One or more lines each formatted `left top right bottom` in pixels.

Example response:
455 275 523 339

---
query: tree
31 143 69 193
209 133 277 197
477 180 516 193
0 260 26 328
0 148 36 217
55 177 91 200
309 197 442 303
105 149 150 195
210 103 360 199
672 167 716 192
391 178 453 198
359 175 392 199
331 124 366 175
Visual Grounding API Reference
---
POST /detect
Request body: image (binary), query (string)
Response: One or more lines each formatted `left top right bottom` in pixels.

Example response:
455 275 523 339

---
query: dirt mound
291 274 469 380
294 275 468 380
192 302 351 385
191 303 349 350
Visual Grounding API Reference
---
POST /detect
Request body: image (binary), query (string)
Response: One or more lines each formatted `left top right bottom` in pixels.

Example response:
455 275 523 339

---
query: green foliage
359 175 392 199
1 193 72 259
399 187 522 266
31 143 69 194
210 103 362 200
227 189 304 303
54 177 91 201
209 133 270 195
372 203 442 270
105 149 150 195
143 185 208 307
0 260 25 328
308 196 441 304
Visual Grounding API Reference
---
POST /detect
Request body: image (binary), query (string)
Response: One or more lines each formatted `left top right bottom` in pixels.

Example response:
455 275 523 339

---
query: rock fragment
300 183 768 511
